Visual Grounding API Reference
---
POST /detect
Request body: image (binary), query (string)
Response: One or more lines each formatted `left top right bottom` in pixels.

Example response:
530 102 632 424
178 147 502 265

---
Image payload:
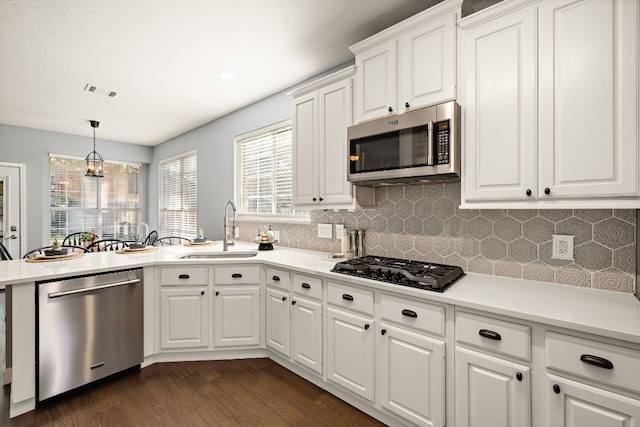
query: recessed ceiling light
218 71 236 80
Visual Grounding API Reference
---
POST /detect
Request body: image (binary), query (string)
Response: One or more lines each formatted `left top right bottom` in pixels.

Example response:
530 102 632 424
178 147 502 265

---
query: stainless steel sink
178 251 258 259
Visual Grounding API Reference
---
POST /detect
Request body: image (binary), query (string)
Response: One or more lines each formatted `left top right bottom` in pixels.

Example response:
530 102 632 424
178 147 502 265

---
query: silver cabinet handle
48 278 141 298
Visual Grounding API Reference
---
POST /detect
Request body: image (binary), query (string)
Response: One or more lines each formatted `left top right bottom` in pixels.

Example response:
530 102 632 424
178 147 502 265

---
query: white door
265 287 290 357
318 78 353 206
548 374 640 427
292 297 323 375
380 323 446 427
538 0 638 198
354 39 398 122
213 287 261 348
160 288 209 349
455 347 530 427
462 7 537 202
326 307 374 402
0 163 24 260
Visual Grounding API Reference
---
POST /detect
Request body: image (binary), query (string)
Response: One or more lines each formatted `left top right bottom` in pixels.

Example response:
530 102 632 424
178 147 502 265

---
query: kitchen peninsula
3 242 640 426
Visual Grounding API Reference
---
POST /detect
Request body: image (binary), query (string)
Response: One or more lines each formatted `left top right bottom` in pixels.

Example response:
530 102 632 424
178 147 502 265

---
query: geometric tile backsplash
238 182 636 294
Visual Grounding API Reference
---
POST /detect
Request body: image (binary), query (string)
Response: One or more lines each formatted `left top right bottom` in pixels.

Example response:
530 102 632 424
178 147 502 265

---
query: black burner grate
331 255 464 292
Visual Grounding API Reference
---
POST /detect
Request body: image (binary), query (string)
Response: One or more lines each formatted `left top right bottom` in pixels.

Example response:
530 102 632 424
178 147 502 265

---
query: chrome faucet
223 199 237 251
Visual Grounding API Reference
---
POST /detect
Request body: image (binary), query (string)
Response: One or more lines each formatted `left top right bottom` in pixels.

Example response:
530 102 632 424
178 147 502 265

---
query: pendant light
85 120 104 177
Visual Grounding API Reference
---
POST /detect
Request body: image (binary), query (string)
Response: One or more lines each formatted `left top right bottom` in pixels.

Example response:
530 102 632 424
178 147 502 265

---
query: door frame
0 162 26 260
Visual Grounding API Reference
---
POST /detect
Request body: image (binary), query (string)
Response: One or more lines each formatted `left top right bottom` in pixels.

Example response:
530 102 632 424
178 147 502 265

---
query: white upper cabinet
350 0 461 123
291 67 358 209
460 0 639 208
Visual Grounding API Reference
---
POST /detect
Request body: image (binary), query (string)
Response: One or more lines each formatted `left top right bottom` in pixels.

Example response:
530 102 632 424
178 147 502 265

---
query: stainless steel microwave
347 101 461 185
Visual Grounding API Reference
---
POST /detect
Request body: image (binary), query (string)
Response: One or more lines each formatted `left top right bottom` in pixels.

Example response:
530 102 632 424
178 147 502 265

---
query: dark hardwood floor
1 357 387 426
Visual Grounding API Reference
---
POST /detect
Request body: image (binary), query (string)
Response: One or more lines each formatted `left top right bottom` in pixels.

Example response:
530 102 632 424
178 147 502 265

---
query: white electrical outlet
234 227 240 239
552 234 574 260
335 224 344 239
273 230 280 241
318 223 332 239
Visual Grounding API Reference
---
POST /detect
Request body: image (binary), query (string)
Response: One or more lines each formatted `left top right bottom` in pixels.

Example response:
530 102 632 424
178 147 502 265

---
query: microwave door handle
427 121 434 166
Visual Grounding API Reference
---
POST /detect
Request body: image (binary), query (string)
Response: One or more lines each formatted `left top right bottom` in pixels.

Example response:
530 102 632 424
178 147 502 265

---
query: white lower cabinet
547 374 640 427
291 296 322 375
455 347 530 427
213 286 261 348
379 323 446 427
326 306 375 402
160 287 209 349
265 287 290 357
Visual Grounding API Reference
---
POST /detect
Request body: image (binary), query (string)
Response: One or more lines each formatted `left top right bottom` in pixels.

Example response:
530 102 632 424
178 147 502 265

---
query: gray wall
149 61 354 241
0 124 152 253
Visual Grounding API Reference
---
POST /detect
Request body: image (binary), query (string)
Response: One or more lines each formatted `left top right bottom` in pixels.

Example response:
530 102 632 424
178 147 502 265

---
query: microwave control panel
435 120 450 164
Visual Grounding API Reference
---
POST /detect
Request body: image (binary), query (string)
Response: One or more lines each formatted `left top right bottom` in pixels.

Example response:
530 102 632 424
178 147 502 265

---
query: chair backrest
155 236 191 246
23 245 88 259
0 241 12 260
144 230 159 246
86 239 130 252
62 232 97 246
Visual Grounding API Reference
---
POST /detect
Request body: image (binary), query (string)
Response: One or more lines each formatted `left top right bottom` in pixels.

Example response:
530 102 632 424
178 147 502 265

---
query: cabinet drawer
265 267 291 291
546 332 640 394
293 274 322 300
160 267 209 286
455 311 531 361
380 294 445 338
327 281 374 316
214 265 261 285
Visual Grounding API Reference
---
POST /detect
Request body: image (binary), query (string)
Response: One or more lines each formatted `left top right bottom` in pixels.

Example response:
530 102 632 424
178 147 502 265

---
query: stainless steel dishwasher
37 268 143 401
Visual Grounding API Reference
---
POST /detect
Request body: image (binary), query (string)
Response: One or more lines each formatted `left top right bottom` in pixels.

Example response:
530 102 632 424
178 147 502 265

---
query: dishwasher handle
48 278 141 299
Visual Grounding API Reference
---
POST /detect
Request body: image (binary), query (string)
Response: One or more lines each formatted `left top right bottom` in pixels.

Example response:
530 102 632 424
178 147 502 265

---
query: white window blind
49 155 141 242
160 152 197 238
236 121 307 220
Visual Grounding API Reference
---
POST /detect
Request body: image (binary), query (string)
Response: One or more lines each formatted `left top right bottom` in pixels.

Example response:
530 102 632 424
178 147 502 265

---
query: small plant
51 239 60 250
133 234 140 243
80 232 93 242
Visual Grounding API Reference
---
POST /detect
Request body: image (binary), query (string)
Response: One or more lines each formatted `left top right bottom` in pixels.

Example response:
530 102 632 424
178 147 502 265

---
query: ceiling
0 0 442 146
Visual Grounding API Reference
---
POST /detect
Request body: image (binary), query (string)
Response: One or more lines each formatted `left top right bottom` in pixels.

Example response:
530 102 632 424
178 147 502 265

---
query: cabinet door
398 12 456 112
380 323 445 427
292 297 323 375
538 0 638 198
265 287 290 357
318 78 353 205
455 347 530 427
354 39 398 122
213 287 261 348
548 374 640 427
292 92 319 206
462 6 537 201
160 288 209 349
326 307 375 402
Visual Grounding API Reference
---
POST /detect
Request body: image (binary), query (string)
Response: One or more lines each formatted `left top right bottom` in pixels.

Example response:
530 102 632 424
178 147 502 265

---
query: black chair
23 245 88 259
62 232 98 246
154 236 191 246
86 239 130 252
0 241 12 260
144 230 159 246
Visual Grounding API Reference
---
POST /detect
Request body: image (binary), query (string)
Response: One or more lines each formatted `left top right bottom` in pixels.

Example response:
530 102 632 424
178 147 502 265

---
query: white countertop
3 241 640 343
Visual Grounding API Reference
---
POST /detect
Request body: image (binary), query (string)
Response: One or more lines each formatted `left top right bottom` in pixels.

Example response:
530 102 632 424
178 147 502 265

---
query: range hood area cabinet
459 0 640 209
291 66 374 210
349 0 462 124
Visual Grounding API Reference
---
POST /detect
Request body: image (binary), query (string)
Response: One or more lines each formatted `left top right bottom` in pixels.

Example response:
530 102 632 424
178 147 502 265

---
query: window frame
234 120 309 223
48 153 142 243
158 150 198 239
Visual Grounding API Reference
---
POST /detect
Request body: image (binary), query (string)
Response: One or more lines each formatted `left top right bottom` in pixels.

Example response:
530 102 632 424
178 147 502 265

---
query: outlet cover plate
552 234 574 260
335 224 344 239
318 223 332 239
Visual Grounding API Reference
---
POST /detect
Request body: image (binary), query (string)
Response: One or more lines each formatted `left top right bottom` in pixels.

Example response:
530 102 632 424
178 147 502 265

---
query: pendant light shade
85 120 104 177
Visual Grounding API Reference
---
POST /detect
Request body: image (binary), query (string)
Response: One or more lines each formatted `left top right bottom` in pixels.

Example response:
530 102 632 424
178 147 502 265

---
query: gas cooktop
331 255 464 292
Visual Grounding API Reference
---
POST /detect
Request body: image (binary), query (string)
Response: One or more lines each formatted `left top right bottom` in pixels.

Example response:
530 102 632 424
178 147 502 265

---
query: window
49 155 141 242
159 151 197 238
235 120 308 221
